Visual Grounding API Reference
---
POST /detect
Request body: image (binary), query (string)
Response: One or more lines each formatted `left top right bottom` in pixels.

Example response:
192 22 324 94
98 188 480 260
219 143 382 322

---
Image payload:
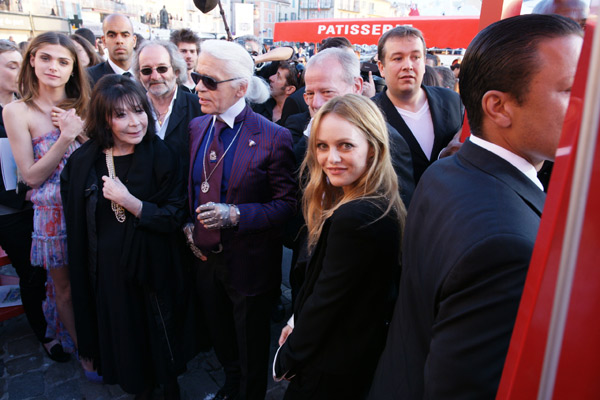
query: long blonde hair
301 94 406 252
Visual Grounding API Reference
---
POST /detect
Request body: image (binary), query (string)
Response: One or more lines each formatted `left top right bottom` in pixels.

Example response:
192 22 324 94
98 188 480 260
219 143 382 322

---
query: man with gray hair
287 47 415 205
187 39 296 400
133 40 202 172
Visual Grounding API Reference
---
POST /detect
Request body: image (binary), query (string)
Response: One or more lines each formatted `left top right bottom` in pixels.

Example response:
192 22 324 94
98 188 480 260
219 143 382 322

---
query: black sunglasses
140 66 170 76
191 72 243 91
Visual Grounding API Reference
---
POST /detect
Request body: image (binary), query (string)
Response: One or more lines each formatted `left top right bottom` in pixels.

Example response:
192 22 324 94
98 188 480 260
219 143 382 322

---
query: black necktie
122 72 132 78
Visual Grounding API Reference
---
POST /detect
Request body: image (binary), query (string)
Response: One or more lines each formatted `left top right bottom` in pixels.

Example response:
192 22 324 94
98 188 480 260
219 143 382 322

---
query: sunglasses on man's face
140 66 170 76
191 72 243 91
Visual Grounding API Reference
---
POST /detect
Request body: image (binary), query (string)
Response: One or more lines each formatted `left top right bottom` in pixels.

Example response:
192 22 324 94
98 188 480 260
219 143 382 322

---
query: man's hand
362 71 376 98
196 202 240 229
439 131 463 159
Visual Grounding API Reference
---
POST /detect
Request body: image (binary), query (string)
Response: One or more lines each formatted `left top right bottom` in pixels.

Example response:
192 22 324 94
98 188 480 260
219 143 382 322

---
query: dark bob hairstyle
85 74 156 149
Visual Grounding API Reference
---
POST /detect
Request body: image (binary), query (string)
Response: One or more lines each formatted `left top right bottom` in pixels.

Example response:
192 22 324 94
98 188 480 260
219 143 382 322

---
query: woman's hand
50 106 65 128
102 175 131 205
54 108 84 145
279 324 293 346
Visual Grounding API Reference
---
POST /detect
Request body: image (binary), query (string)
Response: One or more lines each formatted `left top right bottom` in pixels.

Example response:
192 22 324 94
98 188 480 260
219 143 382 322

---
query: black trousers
0 209 47 342
194 253 276 400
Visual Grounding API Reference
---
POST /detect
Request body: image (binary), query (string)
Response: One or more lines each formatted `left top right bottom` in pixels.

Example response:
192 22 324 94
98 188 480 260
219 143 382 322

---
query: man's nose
312 93 327 111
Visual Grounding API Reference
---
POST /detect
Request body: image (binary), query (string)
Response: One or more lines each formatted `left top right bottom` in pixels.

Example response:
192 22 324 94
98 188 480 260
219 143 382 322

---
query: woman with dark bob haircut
61 74 189 399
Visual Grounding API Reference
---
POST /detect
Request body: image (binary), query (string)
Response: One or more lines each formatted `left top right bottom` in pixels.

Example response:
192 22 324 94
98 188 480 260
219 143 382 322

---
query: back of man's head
533 0 588 26
74 28 96 46
459 14 582 137
320 36 353 51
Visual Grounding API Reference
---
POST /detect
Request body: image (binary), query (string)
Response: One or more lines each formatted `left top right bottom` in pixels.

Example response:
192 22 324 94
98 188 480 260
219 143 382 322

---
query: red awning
274 16 479 48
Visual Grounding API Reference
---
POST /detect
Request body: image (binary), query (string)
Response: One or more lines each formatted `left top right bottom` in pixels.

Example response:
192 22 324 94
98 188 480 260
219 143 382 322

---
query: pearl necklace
105 148 126 223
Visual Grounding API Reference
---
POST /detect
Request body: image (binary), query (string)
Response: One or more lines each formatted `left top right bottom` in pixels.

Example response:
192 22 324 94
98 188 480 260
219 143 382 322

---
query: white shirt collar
215 97 246 128
107 58 134 77
149 89 178 140
469 135 544 191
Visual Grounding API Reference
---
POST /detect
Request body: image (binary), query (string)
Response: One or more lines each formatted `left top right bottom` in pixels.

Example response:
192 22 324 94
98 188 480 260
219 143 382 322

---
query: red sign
274 16 480 48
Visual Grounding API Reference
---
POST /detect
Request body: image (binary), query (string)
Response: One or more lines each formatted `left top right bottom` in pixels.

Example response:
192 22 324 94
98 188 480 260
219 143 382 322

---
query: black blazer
86 61 116 88
162 87 202 174
251 97 276 122
368 140 546 400
279 86 307 126
373 86 463 184
275 199 401 394
0 105 29 210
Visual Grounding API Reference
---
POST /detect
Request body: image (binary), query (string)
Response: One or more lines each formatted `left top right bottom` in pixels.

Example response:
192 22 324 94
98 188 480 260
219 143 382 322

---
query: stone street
0 250 293 400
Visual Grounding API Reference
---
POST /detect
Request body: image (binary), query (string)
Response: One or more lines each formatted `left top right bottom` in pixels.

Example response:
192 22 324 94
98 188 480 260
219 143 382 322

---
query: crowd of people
0 4 587 400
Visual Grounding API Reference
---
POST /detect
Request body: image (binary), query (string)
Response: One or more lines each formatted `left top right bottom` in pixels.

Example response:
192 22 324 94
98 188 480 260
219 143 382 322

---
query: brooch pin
209 150 217 161
249 140 256 147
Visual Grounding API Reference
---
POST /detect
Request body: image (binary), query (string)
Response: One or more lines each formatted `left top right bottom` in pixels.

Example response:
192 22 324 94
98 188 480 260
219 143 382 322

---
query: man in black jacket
373 26 463 185
132 40 202 174
87 13 137 87
368 14 583 399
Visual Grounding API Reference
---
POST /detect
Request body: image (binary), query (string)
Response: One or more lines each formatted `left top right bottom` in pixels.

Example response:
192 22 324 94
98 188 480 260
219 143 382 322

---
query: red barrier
497 15 599 399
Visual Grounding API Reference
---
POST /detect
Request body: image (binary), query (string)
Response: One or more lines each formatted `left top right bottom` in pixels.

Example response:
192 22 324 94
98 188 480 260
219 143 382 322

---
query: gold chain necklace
105 148 126 223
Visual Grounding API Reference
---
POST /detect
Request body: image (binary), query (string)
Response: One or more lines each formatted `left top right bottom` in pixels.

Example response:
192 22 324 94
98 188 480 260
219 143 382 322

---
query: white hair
306 48 360 87
200 39 270 104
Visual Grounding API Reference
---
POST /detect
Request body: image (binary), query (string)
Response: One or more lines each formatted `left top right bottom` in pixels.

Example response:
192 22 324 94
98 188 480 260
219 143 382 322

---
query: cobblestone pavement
0 251 293 400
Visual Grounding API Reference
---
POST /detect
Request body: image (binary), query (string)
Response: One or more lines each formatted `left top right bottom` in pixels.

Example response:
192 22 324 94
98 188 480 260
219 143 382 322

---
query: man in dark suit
373 26 463 185
133 40 201 173
87 13 137 86
368 14 584 399
187 39 296 400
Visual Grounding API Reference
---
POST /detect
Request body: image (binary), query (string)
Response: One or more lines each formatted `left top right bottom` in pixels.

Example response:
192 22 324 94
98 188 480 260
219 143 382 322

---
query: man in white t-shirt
373 26 463 184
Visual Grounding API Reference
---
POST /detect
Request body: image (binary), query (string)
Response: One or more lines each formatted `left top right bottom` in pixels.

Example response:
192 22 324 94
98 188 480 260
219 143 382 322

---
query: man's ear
481 90 513 129
353 76 363 94
236 79 249 99
285 85 296 96
377 60 385 79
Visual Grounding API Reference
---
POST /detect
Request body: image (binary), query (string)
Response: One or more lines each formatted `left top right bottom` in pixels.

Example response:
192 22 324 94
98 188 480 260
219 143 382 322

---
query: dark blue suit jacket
368 139 546 399
373 86 463 185
188 105 297 295
86 61 116 87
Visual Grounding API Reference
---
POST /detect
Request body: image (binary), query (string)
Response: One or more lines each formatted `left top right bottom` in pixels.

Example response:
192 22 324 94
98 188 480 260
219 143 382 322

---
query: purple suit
188 105 296 295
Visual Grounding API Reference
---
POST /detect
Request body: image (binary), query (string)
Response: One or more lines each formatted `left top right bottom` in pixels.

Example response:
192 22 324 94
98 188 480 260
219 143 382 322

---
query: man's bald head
102 13 137 69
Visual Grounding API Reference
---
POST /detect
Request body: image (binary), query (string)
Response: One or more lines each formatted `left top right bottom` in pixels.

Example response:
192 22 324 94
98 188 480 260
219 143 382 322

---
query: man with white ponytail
186 39 297 400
